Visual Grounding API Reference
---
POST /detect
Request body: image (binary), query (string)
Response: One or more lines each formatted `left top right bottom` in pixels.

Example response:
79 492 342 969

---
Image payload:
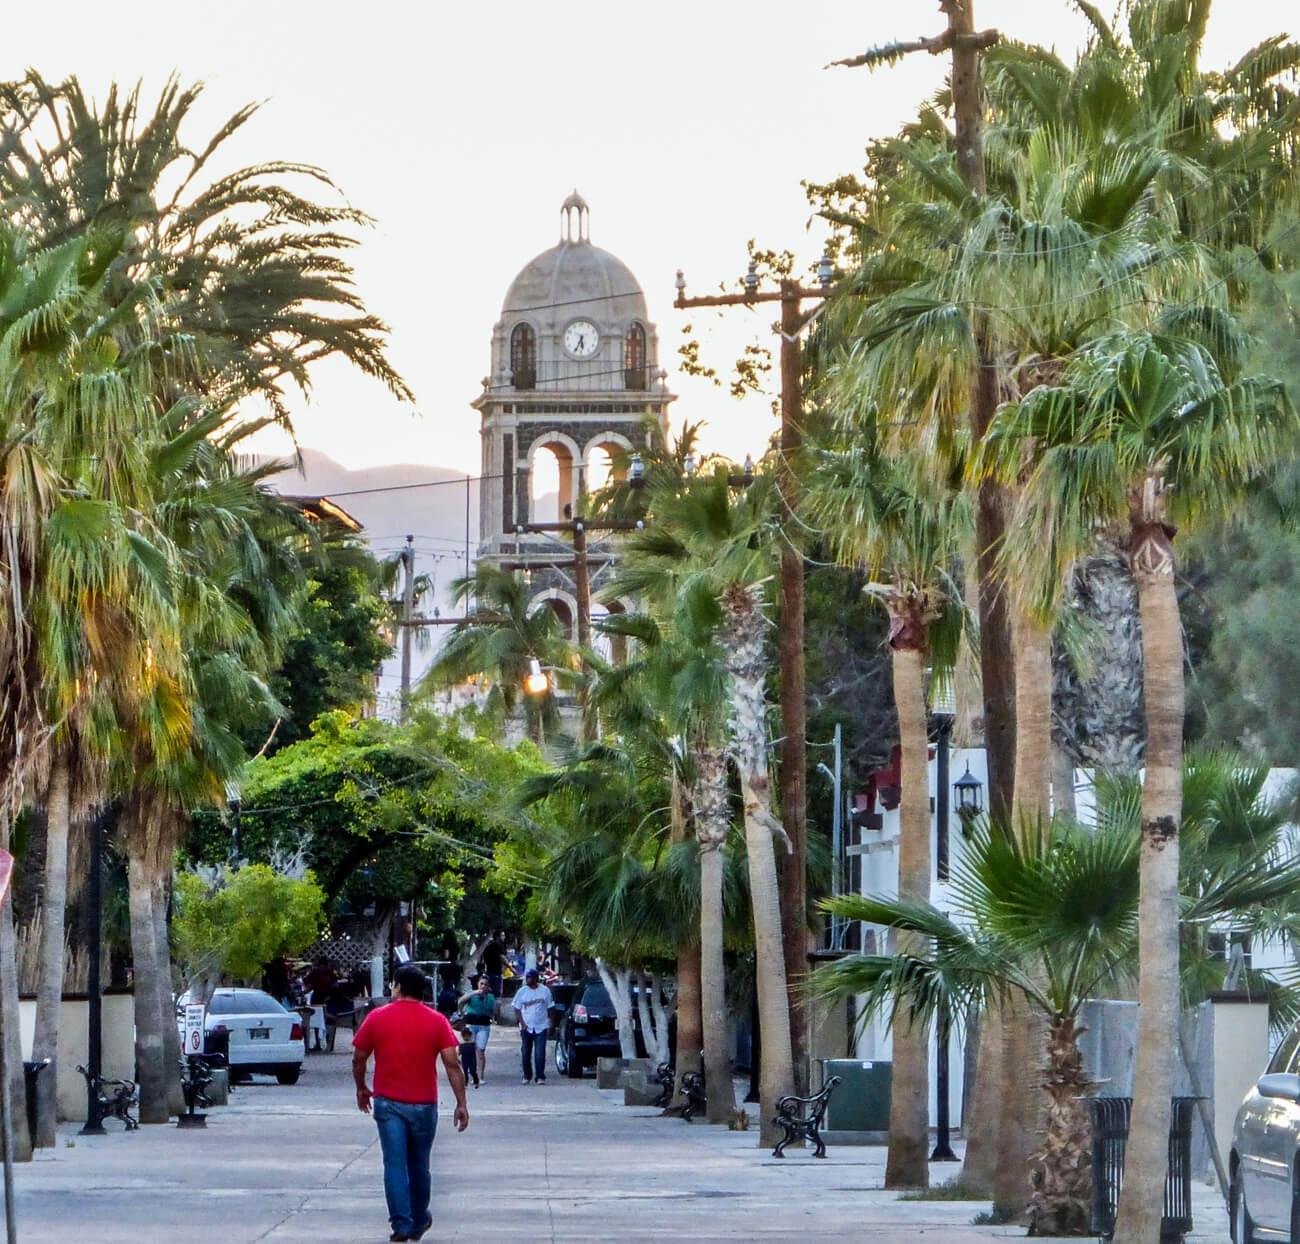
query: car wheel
554 1035 569 1074
274 1066 301 1086
1232 1168 1257 1244
565 1041 583 1079
229 1068 250 1085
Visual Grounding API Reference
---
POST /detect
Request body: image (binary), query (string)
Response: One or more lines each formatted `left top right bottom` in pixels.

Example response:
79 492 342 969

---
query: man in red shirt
353 965 469 1242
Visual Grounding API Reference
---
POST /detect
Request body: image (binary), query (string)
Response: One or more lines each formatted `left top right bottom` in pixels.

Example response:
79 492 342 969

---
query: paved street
12 1031 1231 1242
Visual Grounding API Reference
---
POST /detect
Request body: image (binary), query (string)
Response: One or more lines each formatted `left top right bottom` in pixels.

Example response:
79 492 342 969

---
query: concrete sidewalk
8 1031 1231 1242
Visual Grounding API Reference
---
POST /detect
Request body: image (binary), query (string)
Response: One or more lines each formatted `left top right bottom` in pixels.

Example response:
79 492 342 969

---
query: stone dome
501 238 648 333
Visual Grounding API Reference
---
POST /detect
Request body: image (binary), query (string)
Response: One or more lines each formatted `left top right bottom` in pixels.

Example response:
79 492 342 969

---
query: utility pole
675 256 834 1090
399 535 415 723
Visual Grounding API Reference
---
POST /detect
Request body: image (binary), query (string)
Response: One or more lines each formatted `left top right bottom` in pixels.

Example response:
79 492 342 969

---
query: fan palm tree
807 441 968 1187
592 606 739 1121
818 818 1137 1233
611 466 793 1146
985 329 1299 1237
423 563 574 744
117 414 305 1120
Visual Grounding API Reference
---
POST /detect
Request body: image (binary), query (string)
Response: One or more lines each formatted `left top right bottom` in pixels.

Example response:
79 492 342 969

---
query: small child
458 1024 480 1088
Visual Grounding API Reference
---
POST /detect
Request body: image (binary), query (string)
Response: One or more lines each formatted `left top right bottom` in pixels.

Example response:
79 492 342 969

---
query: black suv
554 979 620 1077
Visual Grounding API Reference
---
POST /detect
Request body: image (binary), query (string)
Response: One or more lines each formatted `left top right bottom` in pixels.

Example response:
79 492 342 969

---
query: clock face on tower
563 320 600 358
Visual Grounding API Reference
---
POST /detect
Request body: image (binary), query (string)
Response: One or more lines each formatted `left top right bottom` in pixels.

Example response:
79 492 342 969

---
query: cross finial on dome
561 189 590 244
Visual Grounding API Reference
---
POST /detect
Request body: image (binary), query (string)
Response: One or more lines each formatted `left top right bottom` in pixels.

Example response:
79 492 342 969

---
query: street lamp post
675 256 836 1089
80 805 112 1136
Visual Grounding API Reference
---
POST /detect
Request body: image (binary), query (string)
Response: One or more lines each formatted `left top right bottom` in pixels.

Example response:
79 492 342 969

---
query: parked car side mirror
1257 1073 1300 1101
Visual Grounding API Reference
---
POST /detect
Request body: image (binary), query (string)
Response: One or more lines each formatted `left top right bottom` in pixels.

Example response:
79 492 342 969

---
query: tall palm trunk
32 751 72 1146
670 776 702 1107
887 641 931 1188
721 583 794 1149
695 746 736 1123
0 817 31 1162
1113 518 1183 1244
152 872 184 1116
1012 613 1052 823
125 833 168 1123
991 612 1055 1216
1027 1013 1093 1235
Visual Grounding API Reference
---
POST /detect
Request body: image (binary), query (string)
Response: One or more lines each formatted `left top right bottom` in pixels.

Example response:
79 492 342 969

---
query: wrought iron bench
681 1070 707 1123
75 1065 139 1131
652 1063 675 1110
772 1075 842 1158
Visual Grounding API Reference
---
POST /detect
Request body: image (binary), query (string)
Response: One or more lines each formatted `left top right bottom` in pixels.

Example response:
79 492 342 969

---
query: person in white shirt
512 969 554 1085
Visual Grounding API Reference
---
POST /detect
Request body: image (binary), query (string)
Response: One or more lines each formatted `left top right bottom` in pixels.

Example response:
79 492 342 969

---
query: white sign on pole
183 1004 206 1057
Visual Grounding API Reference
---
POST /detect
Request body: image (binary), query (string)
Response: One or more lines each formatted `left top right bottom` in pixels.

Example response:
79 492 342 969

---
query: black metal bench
681 1070 707 1123
772 1075 841 1158
75 1065 139 1131
653 1063 675 1110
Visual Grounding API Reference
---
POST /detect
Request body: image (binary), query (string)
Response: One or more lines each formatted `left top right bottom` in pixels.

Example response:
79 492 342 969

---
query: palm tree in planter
611 466 794 1145
817 818 1139 1233
984 330 1299 1236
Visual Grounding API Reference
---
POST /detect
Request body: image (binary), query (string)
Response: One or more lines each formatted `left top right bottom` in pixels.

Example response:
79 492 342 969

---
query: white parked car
1231 1021 1300 1240
179 988 304 1085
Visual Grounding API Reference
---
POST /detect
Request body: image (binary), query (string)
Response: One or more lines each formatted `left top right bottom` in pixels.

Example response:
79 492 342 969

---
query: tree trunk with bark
887 641 932 1189
648 973 671 1068
32 751 72 1147
0 816 31 1161
152 871 184 1116
595 960 638 1061
126 834 167 1123
1027 1014 1094 1236
1113 507 1183 1243
720 584 795 1149
694 746 737 1123
1012 613 1052 825
635 970 657 1063
670 775 702 1108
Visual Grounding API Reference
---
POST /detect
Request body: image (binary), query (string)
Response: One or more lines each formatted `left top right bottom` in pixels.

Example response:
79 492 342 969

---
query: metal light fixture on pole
80 806 109 1136
523 658 550 697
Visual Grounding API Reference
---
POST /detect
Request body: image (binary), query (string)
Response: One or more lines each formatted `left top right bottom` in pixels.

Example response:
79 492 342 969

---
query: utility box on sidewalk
819 1058 891 1143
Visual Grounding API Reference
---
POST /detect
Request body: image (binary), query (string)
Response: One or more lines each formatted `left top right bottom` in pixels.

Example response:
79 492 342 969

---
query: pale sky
6 2 1292 479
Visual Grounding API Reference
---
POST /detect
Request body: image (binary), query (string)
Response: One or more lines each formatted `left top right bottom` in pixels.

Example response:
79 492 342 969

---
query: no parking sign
183 1005 206 1056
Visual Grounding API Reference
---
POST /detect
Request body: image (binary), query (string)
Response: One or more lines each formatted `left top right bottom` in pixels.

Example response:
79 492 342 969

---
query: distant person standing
456 1023 480 1088
457 977 496 1083
512 968 554 1085
480 934 505 996
352 965 468 1243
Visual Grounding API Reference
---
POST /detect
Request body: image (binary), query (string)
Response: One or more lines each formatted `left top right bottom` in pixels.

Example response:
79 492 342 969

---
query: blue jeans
521 1027 547 1081
372 1096 437 1237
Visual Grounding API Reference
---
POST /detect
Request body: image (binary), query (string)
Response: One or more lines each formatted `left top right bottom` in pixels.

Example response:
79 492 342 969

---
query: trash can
819 1059 892 1133
23 1059 49 1140
1087 1096 1198 1241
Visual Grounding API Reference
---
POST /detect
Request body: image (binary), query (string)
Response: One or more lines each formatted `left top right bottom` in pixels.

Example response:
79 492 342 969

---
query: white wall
19 996 135 1123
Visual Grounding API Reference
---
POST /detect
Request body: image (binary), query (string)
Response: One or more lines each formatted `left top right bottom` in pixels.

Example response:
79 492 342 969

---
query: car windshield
1268 1024 1300 1075
580 983 611 1008
207 992 286 1017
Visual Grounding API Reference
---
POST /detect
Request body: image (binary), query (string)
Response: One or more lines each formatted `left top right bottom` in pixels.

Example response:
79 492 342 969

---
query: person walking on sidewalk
457 976 496 1083
512 968 554 1085
353 965 469 1243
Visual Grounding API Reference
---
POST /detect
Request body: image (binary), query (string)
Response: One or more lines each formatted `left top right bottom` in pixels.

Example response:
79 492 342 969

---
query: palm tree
612 467 793 1146
423 563 574 744
0 73 413 421
986 330 1298 1238
807 443 967 1187
591 608 739 1121
818 818 1137 1233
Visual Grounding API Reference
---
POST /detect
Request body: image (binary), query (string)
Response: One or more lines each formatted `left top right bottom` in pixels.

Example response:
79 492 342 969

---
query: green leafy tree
173 865 326 999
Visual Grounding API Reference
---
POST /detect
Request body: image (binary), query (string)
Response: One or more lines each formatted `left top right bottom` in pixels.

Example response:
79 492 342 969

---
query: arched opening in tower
530 441 574 523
